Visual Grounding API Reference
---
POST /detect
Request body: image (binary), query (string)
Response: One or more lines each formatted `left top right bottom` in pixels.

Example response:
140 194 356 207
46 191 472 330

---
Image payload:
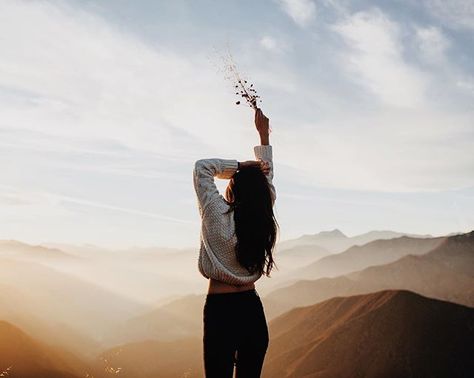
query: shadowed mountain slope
425 231 474 277
0 320 89 378
262 290 474 378
275 244 331 269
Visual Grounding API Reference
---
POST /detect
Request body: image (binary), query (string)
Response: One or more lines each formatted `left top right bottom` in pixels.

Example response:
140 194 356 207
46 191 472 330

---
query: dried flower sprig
211 45 263 110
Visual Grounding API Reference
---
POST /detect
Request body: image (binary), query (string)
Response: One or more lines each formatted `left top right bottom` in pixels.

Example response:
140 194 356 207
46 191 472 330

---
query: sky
0 0 473 248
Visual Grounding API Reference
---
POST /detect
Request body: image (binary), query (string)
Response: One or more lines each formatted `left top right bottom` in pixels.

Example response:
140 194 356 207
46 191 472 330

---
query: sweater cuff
254 145 272 161
216 159 239 179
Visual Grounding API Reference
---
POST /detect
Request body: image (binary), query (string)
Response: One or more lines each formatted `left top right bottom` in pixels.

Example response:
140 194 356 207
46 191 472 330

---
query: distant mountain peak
317 229 347 238
0 239 73 259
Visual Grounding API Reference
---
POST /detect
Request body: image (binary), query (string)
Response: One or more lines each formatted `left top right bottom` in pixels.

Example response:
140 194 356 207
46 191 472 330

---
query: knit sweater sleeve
193 158 239 217
254 144 276 206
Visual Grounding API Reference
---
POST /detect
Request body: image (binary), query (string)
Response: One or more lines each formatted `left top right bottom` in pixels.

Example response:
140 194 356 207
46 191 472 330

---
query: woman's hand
254 108 270 136
238 160 270 175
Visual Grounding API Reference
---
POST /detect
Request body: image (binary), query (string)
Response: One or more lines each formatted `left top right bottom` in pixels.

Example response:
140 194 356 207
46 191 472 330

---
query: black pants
203 288 269 378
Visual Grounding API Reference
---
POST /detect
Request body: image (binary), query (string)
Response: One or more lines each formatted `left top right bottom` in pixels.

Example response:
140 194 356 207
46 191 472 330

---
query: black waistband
206 288 258 298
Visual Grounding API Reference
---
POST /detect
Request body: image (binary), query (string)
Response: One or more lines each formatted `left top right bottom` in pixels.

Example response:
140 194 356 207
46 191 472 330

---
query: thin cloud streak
0 184 196 225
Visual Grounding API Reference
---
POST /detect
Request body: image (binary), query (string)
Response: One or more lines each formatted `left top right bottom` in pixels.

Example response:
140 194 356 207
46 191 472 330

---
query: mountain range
1 229 472 377
275 229 433 253
263 231 474 319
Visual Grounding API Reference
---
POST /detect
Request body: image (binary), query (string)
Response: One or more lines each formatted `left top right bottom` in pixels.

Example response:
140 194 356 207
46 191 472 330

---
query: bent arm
193 158 238 217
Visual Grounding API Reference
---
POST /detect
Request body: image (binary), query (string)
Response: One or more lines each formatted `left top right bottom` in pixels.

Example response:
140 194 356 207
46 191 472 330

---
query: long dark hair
225 166 279 277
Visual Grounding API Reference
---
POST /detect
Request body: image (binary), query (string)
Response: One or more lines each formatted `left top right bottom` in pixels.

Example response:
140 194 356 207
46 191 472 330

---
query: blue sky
0 0 473 248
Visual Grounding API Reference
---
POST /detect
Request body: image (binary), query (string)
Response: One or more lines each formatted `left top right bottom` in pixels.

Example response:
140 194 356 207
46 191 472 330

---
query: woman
193 107 279 377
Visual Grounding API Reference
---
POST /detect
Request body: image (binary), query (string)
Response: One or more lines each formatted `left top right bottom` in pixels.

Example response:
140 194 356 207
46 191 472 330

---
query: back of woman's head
225 166 278 277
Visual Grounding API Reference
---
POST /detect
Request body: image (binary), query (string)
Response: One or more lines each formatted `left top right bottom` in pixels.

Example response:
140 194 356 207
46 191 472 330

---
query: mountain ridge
263 289 474 377
263 231 474 319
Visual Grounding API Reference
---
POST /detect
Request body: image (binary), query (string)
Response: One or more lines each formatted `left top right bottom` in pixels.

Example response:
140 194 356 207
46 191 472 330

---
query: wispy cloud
456 76 474 93
415 25 450 64
0 0 243 157
332 8 427 108
277 0 316 27
260 35 289 53
422 0 474 30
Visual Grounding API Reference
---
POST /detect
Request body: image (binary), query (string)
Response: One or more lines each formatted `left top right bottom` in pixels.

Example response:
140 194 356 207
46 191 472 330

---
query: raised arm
254 108 276 205
254 144 275 206
193 158 238 217
193 108 274 217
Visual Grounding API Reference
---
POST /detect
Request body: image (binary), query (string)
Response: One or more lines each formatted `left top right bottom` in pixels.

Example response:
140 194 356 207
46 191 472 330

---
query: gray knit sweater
193 145 275 285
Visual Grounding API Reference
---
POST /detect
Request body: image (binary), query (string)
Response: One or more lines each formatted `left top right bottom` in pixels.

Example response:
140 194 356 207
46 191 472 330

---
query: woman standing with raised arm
193 108 279 377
